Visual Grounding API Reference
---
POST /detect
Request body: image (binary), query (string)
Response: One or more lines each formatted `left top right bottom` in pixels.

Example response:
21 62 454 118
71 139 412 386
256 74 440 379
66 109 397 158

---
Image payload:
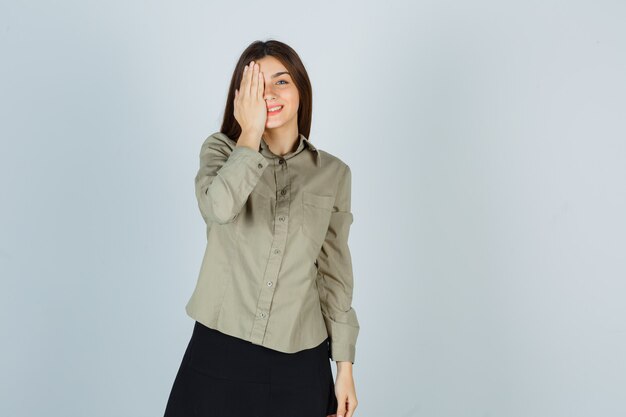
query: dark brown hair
220 40 313 142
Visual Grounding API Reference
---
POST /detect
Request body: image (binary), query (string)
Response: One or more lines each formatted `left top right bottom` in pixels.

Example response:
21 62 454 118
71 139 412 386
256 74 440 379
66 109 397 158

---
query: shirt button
273 248 280 254
278 216 285 222
279 158 285 164
260 312 266 318
257 163 263 168
280 189 286 195
267 281 273 287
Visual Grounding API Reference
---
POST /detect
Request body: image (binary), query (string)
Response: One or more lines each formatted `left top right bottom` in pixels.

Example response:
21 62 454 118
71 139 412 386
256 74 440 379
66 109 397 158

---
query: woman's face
256 56 300 131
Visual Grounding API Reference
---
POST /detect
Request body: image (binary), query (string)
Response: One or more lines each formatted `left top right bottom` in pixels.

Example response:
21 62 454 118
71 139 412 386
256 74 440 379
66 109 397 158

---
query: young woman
164 40 360 417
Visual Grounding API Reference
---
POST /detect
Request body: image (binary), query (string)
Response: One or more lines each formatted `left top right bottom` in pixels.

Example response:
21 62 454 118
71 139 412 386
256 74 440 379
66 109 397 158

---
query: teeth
268 106 282 112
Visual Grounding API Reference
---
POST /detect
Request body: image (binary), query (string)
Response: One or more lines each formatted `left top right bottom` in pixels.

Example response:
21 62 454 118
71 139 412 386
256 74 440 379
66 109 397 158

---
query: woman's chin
265 119 284 129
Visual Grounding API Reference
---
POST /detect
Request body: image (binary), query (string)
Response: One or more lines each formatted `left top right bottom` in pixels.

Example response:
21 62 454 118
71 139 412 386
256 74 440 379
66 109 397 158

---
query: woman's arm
316 163 360 364
316 163 360 416
194 133 267 225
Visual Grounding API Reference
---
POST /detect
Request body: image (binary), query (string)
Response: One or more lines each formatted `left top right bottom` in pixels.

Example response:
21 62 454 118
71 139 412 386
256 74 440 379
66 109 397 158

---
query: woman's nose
263 86 276 99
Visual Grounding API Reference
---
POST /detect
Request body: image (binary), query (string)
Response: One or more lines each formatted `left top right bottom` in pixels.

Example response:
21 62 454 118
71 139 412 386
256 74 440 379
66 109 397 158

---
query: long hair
220 40 313 142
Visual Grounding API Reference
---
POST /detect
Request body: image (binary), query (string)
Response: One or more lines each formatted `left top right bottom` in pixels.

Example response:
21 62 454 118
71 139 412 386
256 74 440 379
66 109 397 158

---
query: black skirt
164 321 339 417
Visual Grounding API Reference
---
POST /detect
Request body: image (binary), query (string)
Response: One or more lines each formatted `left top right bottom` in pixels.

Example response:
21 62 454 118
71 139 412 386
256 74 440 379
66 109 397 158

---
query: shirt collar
259 133 321 167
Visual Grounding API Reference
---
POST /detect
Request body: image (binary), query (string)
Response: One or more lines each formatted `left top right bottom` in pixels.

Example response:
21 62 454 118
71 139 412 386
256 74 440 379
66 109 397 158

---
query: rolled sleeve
316 164 360 364
195 134 268 225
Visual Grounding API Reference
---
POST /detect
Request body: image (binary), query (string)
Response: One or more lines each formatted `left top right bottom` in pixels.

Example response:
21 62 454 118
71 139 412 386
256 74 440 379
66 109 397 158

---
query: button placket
250 157 291 344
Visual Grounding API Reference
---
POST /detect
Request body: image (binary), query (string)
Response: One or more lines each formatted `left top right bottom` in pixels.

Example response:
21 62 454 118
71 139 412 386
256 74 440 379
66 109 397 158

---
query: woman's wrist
336 361 353 376
239 130 262 142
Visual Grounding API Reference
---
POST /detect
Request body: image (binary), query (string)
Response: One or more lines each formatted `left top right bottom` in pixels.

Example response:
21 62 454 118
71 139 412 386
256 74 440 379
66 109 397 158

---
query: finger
240 64 249 96
250 62 259 97
245 61 255 97
257 70 264 99
346 397 358 417
241 62 253 97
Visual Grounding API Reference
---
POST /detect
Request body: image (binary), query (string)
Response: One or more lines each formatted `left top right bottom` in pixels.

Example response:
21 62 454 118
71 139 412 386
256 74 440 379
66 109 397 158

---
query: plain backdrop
1 1 625 416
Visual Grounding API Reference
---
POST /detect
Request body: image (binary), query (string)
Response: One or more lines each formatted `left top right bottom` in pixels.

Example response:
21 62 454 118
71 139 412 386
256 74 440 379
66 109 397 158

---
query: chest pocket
301 191 334 247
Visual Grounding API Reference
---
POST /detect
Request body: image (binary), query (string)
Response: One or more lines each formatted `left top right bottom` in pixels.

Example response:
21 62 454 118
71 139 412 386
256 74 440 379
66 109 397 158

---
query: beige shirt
185 131 360 364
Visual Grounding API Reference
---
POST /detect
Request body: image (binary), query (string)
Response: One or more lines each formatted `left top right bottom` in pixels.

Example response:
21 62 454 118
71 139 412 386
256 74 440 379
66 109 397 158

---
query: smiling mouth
267 105 283 115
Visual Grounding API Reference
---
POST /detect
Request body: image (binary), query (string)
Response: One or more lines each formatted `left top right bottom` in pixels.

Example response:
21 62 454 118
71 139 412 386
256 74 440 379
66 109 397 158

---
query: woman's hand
233 60 267 139
328 369 358 417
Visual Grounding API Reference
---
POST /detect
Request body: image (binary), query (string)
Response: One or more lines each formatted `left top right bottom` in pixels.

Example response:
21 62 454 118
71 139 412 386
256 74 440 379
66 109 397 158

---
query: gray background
1 1 625 416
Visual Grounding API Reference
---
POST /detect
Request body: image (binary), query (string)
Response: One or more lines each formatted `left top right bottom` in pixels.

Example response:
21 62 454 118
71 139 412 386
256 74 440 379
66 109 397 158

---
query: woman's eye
276 80 288 85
